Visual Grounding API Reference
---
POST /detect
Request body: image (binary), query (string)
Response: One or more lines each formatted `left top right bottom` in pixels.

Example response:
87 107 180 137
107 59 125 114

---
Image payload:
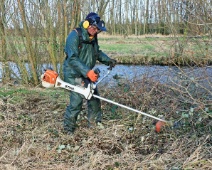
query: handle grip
94 68 101 75
108 65 113 70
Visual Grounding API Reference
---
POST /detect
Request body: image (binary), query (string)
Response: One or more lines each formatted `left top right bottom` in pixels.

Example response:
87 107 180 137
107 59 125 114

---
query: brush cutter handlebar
92 66 112 88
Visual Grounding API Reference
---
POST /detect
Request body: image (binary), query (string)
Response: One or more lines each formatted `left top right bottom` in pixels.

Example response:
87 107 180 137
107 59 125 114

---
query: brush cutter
41 68 167 123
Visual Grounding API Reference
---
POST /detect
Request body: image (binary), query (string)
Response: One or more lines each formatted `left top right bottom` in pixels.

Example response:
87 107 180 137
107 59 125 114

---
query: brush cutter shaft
93 95 167 122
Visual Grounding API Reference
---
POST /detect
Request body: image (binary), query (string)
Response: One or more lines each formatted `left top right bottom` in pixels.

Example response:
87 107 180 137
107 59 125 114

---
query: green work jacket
63 22 111 80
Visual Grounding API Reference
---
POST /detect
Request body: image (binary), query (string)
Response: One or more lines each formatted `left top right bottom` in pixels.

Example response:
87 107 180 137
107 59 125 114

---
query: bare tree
17 0 38 84
0 0 211 85
143 0 149 34
0 0 10 83
96 0 110 18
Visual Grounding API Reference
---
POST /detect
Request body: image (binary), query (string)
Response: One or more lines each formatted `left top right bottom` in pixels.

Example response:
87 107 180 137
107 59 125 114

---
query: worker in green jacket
63 12 116 134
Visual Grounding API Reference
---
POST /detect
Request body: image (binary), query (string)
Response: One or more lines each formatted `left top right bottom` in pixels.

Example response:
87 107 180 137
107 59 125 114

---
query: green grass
100 43 155 54
0 88 32 97
0 86 67 104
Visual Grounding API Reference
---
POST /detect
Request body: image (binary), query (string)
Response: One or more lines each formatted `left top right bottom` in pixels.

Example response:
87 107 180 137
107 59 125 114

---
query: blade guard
41 69 58 88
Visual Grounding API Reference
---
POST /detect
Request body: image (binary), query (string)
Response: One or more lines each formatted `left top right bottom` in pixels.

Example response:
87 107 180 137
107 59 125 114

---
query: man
63 12 116 134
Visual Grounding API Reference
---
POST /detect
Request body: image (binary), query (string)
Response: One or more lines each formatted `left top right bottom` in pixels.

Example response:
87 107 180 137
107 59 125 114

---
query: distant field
97 34 212 65
1 34 212 65
98 35 169 57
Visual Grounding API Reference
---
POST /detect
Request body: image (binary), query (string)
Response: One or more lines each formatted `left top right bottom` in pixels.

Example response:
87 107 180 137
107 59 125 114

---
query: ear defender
83 20 90 29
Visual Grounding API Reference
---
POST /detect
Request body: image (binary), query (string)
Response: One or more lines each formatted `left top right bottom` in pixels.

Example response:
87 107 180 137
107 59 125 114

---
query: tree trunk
58 0 67 76
17 0 38 84
0 0 10 83
144 0 149 34
97 0 110 18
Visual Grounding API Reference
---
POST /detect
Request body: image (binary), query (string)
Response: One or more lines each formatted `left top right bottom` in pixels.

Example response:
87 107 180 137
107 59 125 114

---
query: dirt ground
0 79 211 169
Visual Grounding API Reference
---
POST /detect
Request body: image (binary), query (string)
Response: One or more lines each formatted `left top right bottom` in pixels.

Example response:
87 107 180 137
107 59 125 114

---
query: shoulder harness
74 27 98 49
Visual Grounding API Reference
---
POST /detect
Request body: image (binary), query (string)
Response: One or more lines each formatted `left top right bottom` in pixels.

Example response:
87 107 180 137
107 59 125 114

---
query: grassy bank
0 74 211 169
98 34 212 66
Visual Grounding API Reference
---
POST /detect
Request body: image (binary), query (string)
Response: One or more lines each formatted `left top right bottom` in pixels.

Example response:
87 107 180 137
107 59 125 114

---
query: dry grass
0 75 211 169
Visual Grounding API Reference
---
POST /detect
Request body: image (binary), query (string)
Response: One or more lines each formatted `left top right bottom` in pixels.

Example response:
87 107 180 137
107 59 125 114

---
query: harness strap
74 28 98 49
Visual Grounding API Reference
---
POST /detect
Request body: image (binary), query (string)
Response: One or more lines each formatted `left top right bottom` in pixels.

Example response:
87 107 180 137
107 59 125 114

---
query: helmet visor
95 20 107 32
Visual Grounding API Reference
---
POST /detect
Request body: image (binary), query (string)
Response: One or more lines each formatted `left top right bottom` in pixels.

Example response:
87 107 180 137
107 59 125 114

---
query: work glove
86 70 98 82
109 59 117 68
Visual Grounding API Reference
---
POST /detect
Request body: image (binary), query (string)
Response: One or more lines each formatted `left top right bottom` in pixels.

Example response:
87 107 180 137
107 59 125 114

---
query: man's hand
109 59 117 68
87 70 98 82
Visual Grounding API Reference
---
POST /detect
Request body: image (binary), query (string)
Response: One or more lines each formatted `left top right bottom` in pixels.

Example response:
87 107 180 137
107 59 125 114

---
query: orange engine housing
42 69 58 84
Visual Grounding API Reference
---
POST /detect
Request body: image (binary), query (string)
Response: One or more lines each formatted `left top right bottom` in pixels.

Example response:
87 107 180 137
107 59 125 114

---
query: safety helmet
85 12 107 31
